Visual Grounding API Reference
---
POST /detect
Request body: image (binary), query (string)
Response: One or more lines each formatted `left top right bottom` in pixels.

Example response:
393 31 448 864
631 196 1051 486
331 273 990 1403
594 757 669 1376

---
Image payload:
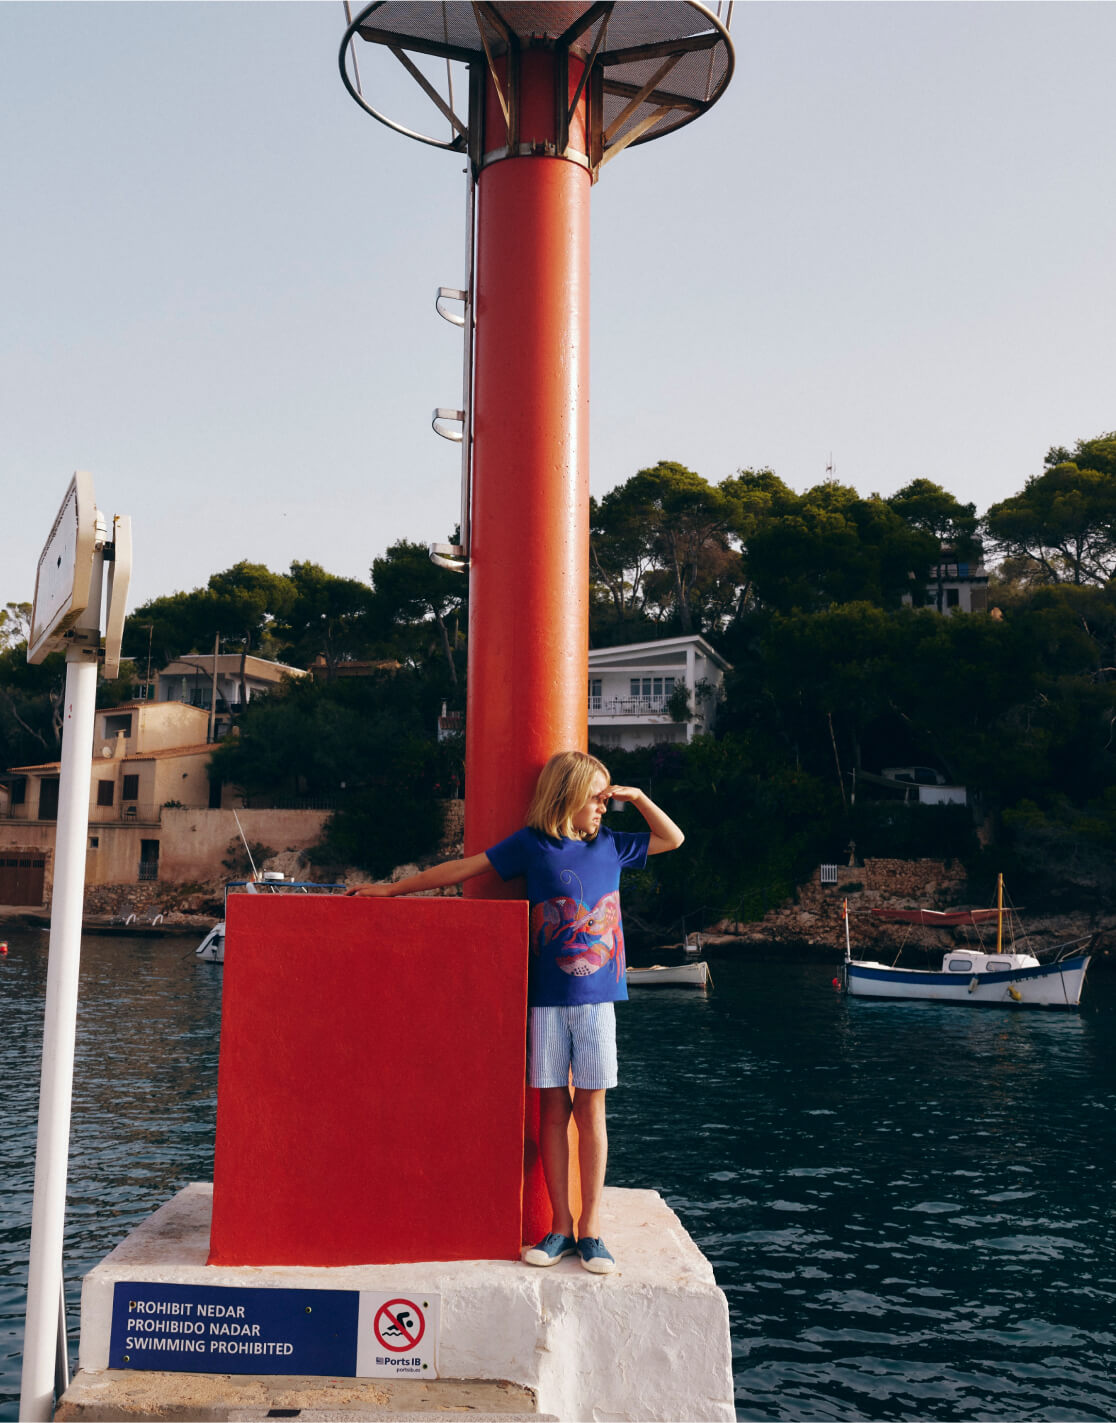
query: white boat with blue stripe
843 876 1092 1009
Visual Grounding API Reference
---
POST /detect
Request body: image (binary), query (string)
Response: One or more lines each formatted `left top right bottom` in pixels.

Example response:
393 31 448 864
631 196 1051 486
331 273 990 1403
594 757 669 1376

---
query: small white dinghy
843 876 1092 1009
627 961 711 988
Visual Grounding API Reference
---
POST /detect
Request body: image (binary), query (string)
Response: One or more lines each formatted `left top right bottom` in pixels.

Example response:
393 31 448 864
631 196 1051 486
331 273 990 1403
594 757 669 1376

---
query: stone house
0 700 325 905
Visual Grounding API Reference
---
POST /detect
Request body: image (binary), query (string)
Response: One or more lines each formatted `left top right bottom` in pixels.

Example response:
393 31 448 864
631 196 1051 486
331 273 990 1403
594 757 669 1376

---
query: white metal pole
209 631 218 744
20 546 104 1422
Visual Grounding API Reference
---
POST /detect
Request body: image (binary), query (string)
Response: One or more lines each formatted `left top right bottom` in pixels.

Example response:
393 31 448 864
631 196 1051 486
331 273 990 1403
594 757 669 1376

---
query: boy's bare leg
539 1086 575 1237
571 1087 607 1239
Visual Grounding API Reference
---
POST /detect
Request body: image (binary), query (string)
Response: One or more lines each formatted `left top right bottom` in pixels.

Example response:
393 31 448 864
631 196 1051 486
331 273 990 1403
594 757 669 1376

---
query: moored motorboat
627 961 711 988
843 876 1092 1009
195 873 347 964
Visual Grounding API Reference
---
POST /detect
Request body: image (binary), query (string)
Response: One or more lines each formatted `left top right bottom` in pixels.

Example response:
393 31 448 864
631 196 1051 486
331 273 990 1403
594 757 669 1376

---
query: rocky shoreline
692 856 1116 967
4 853 1113 968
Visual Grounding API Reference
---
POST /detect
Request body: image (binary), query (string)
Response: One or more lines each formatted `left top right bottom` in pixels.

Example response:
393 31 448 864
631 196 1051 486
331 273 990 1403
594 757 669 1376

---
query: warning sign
107 1282 440 1381
356 1290 440 1379
373 1298 425 1352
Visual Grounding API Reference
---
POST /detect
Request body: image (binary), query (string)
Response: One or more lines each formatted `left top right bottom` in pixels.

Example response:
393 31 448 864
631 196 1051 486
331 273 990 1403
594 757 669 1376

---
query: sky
4 1 1114 610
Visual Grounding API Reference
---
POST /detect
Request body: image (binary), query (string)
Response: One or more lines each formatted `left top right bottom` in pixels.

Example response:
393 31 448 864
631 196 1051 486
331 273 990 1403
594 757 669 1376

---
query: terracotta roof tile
9 743 214 774
121 744 214 762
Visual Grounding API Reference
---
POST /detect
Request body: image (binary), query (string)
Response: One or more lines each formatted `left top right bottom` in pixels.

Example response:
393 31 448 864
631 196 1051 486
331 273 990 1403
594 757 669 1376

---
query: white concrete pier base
71 1183 734 1422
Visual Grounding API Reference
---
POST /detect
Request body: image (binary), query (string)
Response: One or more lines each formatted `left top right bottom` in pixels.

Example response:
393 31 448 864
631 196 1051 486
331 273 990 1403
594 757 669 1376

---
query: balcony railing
589 695 674 717
88 802 162 825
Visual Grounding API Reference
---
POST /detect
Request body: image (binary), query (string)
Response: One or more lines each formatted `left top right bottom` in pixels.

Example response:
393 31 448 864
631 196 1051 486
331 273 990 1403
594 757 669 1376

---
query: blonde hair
526 750 610 841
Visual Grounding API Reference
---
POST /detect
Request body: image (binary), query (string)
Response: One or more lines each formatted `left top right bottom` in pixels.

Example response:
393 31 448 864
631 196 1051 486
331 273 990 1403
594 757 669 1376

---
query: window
946 588 960 608
38 778 60 821
947 959 973 973
89 836 99 849
103 713 133 738
96 780 114 807
122 775 139 801
630 678 640 697
138 840 160 882
664 677 675 695
10 779 25 806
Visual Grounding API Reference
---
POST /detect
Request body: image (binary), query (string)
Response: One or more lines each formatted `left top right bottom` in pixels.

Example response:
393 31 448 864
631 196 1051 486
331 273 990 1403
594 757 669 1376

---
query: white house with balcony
924 554 989 613
901 544 990 614
587 635 731 750
153 654 306 738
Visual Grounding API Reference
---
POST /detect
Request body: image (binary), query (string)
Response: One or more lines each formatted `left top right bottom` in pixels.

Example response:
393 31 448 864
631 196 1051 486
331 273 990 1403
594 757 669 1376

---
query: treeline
3 431 1115 925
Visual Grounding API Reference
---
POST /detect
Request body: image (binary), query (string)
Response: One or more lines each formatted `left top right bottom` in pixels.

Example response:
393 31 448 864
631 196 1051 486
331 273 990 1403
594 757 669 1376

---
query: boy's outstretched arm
346 851 492 897
608 785 684 855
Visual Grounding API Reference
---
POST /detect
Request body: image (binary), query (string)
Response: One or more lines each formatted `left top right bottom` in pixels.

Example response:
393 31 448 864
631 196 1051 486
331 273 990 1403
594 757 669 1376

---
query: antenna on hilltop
825 453 836 482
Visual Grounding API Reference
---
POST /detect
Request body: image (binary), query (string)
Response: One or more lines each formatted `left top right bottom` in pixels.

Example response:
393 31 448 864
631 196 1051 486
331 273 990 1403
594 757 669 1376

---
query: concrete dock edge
67 1183 735 1422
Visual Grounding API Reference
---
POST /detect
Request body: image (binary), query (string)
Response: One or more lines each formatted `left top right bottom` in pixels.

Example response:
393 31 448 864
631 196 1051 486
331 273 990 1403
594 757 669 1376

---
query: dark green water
1 929 1114 1421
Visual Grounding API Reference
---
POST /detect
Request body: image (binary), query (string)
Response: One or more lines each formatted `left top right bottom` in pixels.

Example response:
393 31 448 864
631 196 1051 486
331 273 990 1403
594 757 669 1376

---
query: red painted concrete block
209 894 529 1266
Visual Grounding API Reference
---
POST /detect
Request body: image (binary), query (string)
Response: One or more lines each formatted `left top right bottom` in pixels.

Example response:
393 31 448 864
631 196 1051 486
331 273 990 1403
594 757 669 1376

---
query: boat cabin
942 952 1039 974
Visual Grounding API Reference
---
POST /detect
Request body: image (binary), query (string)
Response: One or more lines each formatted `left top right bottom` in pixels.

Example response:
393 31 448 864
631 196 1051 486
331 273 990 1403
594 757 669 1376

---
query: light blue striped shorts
528 1003 618 1090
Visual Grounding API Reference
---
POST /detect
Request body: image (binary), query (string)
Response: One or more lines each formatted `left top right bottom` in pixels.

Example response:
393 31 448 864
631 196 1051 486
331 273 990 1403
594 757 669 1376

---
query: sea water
1 929 1113 1421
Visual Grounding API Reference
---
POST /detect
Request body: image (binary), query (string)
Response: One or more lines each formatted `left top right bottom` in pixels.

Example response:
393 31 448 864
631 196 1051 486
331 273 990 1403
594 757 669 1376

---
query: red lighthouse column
464 50 591 1242
339 1 735 1255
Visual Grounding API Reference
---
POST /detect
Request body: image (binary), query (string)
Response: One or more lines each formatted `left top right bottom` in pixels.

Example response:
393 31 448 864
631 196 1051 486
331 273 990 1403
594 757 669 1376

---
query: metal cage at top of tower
339 1 735 178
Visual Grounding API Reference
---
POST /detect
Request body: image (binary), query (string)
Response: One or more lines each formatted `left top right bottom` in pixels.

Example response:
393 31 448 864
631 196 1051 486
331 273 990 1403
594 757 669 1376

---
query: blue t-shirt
485 826 650 1006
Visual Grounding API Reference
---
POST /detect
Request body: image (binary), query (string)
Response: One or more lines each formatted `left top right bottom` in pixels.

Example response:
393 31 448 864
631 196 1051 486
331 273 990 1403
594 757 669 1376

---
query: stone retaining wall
439 797 465 854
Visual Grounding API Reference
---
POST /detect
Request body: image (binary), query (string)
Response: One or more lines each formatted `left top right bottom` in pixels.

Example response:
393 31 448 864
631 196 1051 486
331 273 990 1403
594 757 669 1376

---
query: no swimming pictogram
373 1298 426 1353
355 1289 439 1377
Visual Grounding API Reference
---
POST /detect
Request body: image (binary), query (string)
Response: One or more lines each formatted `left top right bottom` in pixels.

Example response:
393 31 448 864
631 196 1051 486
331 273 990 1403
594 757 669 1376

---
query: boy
348 750 684 1273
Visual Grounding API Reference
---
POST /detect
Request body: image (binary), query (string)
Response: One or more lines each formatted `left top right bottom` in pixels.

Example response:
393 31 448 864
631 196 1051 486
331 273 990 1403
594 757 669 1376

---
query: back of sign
28 471 98 664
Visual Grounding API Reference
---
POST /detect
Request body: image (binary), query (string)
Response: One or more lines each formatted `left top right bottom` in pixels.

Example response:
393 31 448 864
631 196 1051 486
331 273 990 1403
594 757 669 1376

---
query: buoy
0 942 8 954
1008 985 1022 1002
831 977 841 990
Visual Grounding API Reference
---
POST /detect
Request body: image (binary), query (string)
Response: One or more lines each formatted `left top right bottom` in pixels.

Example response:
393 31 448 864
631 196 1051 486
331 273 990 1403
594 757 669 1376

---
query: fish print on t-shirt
530 878 624 986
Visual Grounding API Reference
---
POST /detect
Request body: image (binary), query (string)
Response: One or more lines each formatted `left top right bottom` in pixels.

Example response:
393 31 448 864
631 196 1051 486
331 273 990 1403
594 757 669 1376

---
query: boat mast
996 873 1003 955
843 897 851 962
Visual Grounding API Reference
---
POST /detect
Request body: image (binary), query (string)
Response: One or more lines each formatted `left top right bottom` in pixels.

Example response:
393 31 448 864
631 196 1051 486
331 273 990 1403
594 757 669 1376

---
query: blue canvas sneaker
576 1236 616 1274
523 1232 577 1267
